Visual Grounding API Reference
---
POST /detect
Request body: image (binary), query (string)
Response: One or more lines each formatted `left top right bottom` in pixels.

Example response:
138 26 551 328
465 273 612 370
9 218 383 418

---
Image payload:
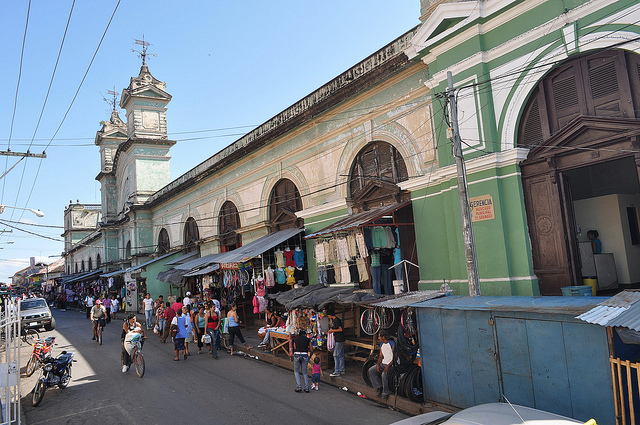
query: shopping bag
202 333 212 344
327 331 335 351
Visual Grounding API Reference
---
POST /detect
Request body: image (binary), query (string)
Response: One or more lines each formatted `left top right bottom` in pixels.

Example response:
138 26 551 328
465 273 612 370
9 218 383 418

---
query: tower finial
104 87 119 112
131 35 156 66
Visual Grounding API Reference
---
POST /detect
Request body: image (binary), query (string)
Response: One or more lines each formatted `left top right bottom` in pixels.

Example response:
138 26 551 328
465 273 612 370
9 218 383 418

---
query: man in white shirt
183 292 192 307
85 294 94 319
142 293 154 330
368 332 395 399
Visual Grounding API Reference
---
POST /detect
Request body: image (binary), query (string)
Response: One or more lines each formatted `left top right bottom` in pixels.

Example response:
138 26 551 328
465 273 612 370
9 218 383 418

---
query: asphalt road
20 308 408 425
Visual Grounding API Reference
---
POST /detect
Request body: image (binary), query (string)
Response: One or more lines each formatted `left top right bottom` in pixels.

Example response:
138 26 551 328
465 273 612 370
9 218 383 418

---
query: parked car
20 298 56 331
390 403 588 425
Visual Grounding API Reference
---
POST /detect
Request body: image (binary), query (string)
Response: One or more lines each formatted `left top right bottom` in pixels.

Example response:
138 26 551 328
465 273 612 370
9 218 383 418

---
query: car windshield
20 299 48 310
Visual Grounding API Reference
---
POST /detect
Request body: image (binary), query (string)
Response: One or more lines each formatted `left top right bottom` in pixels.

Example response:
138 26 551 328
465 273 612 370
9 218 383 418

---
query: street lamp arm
0 205 45 218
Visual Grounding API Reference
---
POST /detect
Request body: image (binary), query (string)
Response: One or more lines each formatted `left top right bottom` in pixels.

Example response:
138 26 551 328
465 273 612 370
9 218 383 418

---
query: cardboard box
309 351 329 372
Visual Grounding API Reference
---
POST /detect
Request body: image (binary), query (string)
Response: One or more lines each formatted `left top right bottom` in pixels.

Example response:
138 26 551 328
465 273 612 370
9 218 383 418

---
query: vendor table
268 329 291 359
344 338 376 362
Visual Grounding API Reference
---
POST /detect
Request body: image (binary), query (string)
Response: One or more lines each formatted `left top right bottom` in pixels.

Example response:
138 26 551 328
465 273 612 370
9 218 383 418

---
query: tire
23 329 39 345
98 328 102 345
32 379 46 407
134 352 145 378
401 308 417 337
221 334 230 349
362 358 376 387
59 367 71 389
26 354 38 377
44 317 56 332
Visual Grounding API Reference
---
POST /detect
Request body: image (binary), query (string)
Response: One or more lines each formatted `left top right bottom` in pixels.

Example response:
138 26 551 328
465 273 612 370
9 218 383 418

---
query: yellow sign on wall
470 194 495 222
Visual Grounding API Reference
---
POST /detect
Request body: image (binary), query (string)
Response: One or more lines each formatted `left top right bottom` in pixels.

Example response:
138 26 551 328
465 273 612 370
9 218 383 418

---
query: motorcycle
31 350 75 407
25 336 56 377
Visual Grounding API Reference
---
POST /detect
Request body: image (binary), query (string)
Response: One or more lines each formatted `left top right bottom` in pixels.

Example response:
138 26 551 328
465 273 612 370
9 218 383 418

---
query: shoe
330 372 340 377
122 365 128 372
340 371 346 375
304 389 309 393
198 350 202 354
382 393 389 400
184 353 188 360
295 388 302 393
376 388 383 397
310 384 315 390
257 343 266 347
92 337 96 341
315 385 319 391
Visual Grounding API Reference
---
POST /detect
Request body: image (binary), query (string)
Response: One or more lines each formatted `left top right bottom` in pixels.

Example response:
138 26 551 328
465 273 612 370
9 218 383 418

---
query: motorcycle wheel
134 352 145 378
25 355 38 377
32 379 46 407
59 367 71 389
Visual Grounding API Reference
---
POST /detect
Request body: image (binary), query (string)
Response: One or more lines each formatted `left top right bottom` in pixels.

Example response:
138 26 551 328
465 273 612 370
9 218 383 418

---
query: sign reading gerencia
470 194 495 222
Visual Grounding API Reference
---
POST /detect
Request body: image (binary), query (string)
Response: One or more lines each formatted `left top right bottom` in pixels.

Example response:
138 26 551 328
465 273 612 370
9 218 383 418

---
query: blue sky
0 0 419 281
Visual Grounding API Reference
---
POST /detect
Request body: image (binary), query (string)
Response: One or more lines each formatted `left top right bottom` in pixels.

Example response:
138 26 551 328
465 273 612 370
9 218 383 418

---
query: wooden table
268 330 291 359
344 338 376 362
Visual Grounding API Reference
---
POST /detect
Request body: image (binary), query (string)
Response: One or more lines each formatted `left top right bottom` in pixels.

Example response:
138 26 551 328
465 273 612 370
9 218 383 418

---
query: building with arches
63 0 640 302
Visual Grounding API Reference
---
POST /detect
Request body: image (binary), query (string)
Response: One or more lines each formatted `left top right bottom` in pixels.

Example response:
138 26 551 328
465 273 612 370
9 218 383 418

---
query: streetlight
0 205 44 217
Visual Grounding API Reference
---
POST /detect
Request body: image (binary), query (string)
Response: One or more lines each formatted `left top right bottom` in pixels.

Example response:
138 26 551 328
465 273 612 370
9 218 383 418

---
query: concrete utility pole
447 71 481 296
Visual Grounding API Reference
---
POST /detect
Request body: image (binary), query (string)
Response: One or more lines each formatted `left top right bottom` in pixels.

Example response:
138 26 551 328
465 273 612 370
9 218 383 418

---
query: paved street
19 308 408 425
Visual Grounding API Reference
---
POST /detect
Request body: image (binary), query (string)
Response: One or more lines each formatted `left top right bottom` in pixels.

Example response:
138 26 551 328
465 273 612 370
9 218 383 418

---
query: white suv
19 298 56 331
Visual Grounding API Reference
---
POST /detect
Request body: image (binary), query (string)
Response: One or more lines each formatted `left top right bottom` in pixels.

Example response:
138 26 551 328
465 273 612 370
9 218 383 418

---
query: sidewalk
233 322 454 417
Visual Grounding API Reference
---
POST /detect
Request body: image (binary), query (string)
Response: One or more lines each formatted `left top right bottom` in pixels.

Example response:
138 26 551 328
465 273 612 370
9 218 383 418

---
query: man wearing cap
90 299 107 340
183 291 192 307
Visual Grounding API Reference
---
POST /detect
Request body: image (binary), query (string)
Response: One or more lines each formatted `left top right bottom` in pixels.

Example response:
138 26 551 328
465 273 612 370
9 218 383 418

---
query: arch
75 263 79 274
125 241 132 259
347 140 409 211
219 201 241 252
158 228 170 254
88 257 93 271
183 217 200 252
81 260 85 272
268 178 303 230
502 32 640 150
96 254 101 269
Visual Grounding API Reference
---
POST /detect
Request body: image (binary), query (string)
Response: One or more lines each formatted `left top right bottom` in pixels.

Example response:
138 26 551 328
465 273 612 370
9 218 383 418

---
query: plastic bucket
561 285 593 296
582 278 597 296
393 280 404 294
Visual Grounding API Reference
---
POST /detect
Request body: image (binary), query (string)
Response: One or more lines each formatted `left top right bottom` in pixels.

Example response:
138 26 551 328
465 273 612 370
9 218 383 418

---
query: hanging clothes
314 241 326 264
265 268 275 287
336 238 350 261
372 227 388 248
347 235 358 259
294 247 304 268
283 248 296 267
276 268 286 285
328 239 338 263
356 257 369 282
355 232 368 258
285 266 296 285
339 261 351 284
384 227 396 249
275 250 285 268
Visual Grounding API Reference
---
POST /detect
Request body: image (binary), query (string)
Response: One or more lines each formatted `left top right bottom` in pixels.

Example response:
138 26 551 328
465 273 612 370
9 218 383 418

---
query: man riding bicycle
122 313 146 372
90 299 107 340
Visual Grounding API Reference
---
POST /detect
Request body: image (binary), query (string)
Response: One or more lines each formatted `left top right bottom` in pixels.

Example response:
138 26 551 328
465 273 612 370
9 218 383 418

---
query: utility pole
447 71 481 296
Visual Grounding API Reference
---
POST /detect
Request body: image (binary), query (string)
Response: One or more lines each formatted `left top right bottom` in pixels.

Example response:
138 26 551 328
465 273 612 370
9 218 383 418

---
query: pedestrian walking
110 295 119 320
142 293 154 330
156 301 166 336
161 302 176 343
183 305 193 356
227 303 251 356
205 301 219 359
195 305 206 354
290 329 313 393
171 307 189 361
311 356 324 390
103 296 112 323
84 293 94 319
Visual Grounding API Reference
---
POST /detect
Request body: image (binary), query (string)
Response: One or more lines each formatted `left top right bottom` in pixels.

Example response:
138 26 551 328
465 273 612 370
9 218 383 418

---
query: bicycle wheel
360 309 380 336
376 306 396 330
133 351 145 378
400 307 417 337
221 333 230 349
98 327 103 345
23 329 39 345
25 354 38 377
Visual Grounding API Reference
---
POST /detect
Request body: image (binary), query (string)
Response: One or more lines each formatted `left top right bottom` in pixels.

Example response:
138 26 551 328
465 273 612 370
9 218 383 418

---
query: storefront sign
470 194 495 222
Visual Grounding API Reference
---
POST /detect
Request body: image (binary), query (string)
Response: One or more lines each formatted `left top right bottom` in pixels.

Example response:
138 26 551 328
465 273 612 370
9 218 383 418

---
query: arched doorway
184 217 199 253
519 49 640 295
